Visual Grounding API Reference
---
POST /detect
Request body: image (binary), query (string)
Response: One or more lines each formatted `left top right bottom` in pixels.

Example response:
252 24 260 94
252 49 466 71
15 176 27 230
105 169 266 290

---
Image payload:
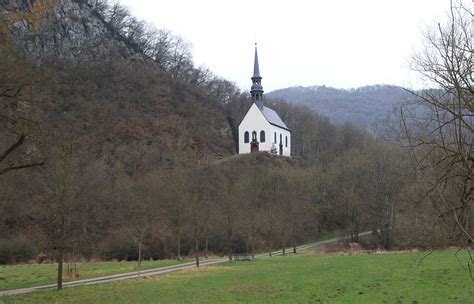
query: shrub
0 237 37 264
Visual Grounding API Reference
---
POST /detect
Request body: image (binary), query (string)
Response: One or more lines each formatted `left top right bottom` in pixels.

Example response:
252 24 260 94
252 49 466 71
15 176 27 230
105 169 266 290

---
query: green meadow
3 250 473 303
0 258 192 291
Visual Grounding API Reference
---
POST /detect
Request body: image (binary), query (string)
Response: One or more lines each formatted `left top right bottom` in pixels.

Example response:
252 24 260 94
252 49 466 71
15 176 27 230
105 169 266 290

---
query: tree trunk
195 238 200 268
268 238 272 257
351 207 360 242
292 232 297 254
227 229 232 261
291 225 297 254
57 216 65 290
465 202 473 239
251 232 255 259
245 233 249 257
205 234 209 259
176 225 182 261
137 240 142 277
355 209 360 242
54 142 73 291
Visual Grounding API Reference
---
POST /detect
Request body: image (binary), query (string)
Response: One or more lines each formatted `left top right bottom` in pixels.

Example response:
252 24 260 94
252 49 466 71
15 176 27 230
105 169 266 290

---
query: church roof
260 105 290 131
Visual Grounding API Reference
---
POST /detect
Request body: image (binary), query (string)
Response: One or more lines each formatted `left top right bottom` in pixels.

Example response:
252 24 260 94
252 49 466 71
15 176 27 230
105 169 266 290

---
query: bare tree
218 169 244 260
46 139 75 290
286 170 313 254
241 169 264 259
159 168 188 260
367 144 405 249
399 0 473 244
260 169 286 257
116 173 158 277
188 165 216 267
0 41 45 176
150 29 193 81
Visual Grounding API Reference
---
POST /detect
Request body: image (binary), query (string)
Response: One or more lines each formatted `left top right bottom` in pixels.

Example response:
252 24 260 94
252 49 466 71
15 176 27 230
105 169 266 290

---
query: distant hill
267 85 413 128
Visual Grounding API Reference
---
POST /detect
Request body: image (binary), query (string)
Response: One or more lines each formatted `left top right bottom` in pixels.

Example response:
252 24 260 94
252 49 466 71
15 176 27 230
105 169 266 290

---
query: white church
238 45 291 157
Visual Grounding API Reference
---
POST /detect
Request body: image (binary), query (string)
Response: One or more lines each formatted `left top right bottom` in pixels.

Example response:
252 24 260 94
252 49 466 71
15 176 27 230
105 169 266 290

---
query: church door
251 131 259 153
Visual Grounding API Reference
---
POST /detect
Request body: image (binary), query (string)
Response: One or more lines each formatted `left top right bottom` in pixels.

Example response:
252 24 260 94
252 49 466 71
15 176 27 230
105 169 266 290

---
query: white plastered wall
238 103 291 156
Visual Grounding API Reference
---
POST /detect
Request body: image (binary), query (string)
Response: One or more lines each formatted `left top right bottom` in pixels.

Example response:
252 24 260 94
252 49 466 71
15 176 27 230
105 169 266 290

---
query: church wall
238 103 291 156
269 125 291 157
238 103 272 154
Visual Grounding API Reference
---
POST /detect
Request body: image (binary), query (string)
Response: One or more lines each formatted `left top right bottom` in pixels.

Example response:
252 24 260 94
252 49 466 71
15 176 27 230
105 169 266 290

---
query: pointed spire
253 43 261 78
250 43 264 108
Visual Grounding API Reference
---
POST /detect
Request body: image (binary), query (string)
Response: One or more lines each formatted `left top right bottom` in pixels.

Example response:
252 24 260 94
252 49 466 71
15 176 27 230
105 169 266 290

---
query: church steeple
253 45 261 78
250 43 264 108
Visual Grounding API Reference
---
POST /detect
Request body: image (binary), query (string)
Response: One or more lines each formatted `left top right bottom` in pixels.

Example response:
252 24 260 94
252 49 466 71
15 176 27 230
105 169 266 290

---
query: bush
97 233 135 261
0 237 37 264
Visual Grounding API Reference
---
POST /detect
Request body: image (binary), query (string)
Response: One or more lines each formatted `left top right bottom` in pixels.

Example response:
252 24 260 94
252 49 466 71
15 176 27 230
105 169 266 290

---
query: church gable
239 103 270 129
239 103 288 132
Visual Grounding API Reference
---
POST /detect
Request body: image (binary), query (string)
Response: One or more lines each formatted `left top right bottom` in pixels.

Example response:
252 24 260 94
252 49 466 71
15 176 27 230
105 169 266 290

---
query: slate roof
260 105 290 131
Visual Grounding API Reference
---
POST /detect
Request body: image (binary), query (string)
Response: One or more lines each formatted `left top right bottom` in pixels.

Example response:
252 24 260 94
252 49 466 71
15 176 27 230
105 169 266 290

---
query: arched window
274 132 277 143
244 131 249 143
285 136 288 147
260 131 265 143
252 131 257 141
280 134 282 143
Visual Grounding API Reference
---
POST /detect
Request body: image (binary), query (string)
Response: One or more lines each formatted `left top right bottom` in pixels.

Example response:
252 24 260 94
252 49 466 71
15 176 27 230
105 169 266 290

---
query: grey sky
119 0 458 92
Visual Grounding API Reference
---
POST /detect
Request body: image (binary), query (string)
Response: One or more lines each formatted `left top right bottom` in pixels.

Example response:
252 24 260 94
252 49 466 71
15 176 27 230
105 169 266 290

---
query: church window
244 131 249 143
280 134 282 143
274 132 277 143
285 136 288 147
252 131 257 141
260 131 265 142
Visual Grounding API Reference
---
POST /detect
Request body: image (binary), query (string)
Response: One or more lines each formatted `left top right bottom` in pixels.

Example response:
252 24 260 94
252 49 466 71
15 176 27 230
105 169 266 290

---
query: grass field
2 249 473 303
0 258 192 291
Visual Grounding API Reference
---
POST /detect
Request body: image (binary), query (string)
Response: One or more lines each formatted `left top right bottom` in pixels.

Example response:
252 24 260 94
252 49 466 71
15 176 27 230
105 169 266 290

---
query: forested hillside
267 85 412 128
0 0 470 271
0 0 246 261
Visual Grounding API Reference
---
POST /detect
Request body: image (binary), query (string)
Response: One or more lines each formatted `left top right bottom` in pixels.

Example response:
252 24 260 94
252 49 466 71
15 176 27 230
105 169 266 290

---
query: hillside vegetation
0 0 471 281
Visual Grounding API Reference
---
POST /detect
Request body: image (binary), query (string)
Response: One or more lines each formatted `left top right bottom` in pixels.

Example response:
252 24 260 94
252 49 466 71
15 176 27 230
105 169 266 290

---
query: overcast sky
119 0 461 92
